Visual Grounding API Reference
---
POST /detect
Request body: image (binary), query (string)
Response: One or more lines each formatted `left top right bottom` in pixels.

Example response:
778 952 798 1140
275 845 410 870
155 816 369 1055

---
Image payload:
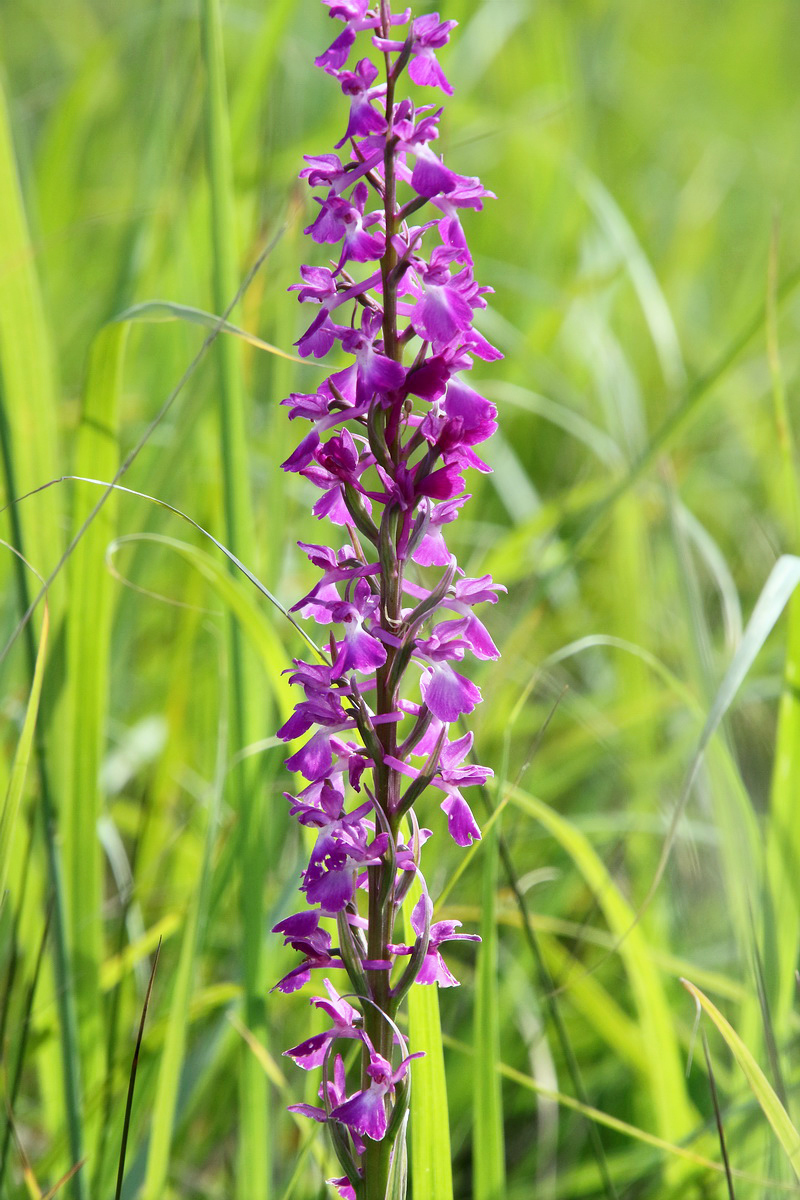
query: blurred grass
2 0 800 1197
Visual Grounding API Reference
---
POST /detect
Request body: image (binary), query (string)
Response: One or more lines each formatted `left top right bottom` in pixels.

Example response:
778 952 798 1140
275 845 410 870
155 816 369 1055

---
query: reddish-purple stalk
272 4 503 1197
364 14 403 1193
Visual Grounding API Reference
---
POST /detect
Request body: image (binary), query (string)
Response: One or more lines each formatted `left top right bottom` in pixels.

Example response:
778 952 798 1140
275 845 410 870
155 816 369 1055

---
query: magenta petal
367 351 406 394
331 1085 388 1141
417 463 465 501
285 730 334 781
461 613 499 660
284 1031 331 1070
282 429 320 473
304 867 354 911
409 50 453 95
411 150 458 198
415 949 460 986
287 1102 329 1123
420 663 481 722
332 620 387 678
440 791 481 847
274 963 312 993
329 1176 358 1200
414 283 473 345
273 911 320 940
315 26 356 70
412 526 451 566
405 355 451 402
443 378 497 445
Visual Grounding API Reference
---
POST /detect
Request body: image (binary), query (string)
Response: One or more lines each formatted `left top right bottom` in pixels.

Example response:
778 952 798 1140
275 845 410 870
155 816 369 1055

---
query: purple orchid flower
284 979 362 1069
330 1047 424 1141
273 2 500 1190
389 893 481 985
272 914 345 994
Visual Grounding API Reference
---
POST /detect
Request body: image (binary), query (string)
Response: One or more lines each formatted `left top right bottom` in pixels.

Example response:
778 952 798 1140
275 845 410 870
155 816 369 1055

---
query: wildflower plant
273 2 502 1195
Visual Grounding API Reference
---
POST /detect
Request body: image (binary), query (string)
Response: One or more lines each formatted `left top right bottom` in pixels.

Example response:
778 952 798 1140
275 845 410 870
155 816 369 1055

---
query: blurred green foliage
2 1 800 1197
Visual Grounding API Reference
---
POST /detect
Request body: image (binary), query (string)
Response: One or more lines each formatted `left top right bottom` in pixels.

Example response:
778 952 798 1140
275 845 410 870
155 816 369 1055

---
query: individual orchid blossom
284 980 362 1069
273 2 501 1196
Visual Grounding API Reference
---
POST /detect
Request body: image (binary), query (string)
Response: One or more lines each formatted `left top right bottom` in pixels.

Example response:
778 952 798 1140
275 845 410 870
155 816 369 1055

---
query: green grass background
2 0 800 1197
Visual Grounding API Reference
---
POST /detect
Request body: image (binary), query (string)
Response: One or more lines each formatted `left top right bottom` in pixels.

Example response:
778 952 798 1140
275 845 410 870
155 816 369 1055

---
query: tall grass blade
0 77 62 597
141 683 224 1199
476 692 618 1198
0 605 48 898
473 817 506 1200
643 554 800 926
682 979 800 1178
62 321 127 1167
199 5 271 1194
405 874 454 1200
506 782 696 1141
763 224 800 1046
0 82 86 1193
408 983 453 1200
492 829 619 1200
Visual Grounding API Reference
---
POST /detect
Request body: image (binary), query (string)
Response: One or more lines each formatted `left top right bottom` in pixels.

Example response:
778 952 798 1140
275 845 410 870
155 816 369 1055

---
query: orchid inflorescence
272 2 502 1195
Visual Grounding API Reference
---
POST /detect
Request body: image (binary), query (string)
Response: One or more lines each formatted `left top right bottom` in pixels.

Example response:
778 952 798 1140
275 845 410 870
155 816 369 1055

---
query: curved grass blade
107 531 295 721
113 300 316 368
571 261 800 556
445 1033 800 1191
640 554 800 928
545 557 800 990
5 474 324 661
682 979 800 1179
0 223 284 669
505 782 696 1142
570 160 686 394
41 1160 86 1200
473 816 505 1200
0 604 48 899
